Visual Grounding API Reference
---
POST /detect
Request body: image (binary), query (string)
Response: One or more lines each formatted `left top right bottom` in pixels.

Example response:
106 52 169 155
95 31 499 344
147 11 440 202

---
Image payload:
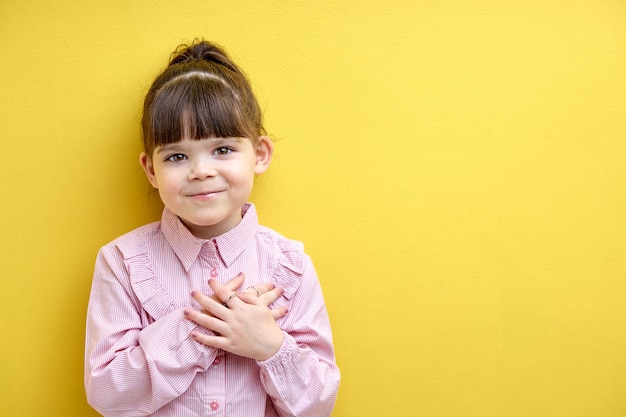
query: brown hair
141 40 265 156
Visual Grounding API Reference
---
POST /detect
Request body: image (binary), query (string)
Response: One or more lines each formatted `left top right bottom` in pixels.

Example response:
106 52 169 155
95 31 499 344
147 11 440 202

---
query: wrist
255 329 285 361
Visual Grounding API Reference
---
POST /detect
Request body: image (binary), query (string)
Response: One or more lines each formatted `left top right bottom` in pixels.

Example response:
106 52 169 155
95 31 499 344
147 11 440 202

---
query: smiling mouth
188 190 223 200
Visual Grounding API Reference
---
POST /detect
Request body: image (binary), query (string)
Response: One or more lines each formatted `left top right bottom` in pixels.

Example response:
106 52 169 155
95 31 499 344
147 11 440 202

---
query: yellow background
1 1 625 416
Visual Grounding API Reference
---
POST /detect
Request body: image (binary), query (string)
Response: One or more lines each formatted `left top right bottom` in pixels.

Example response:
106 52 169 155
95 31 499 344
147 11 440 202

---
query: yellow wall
1 1 625 416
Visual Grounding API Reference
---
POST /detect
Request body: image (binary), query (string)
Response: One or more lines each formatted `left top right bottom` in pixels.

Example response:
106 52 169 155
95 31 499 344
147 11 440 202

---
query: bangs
146 74 253 150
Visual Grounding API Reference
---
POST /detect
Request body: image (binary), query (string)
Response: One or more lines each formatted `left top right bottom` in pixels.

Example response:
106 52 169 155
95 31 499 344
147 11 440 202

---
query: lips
187 189 224 200
190 190 222 196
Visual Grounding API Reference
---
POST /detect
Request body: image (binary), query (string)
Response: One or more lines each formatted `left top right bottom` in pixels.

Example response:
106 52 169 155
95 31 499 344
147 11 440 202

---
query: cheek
153 171 180 193
224 162 256 184
160 180 179 194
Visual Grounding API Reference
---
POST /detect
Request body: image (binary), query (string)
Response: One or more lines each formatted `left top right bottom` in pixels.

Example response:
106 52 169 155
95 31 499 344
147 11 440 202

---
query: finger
184 308 228 334
244 285 261 297
191 330 229 350
243 282 275 296
237 290 288 319
208 278 241 308
191 289 229 317
258 286 285 306
222 272 245 292
207 273 245 305
237 290 263 305
222 292 239 307
270 305 288 320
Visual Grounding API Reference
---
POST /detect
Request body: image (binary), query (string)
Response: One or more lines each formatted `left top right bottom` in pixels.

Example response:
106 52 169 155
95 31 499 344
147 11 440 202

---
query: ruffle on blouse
272 235 305 301
119 237 182 321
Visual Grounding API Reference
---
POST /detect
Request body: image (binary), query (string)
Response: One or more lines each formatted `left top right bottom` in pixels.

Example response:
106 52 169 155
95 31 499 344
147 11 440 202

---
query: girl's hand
184 273 287 361
202 272 287 320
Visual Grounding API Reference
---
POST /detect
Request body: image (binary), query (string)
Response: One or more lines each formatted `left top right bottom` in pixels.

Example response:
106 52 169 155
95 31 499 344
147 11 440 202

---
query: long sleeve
85 246 217 417
258 255 340 417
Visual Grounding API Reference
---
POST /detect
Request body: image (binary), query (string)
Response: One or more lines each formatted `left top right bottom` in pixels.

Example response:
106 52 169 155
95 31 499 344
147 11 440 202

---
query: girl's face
140 136 272 239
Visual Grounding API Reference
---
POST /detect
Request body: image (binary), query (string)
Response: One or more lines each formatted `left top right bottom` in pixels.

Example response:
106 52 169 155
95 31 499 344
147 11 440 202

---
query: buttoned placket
199 239 221 280
198 239 226 415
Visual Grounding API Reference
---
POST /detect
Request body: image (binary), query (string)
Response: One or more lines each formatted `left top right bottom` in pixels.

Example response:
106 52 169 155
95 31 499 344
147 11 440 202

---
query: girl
85 40 340 417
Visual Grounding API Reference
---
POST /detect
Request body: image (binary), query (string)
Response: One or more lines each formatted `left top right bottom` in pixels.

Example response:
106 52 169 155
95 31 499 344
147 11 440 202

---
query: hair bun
169 39 240 74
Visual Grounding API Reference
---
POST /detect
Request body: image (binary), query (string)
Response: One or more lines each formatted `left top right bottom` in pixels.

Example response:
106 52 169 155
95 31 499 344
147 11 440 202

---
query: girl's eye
165 154 186 162
214 147 233 156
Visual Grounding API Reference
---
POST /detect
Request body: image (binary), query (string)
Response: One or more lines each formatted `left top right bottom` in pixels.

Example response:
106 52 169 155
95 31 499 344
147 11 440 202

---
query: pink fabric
85 203 339 416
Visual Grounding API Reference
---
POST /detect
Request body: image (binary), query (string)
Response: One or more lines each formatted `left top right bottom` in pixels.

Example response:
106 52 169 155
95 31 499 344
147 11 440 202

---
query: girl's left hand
184 275 286 361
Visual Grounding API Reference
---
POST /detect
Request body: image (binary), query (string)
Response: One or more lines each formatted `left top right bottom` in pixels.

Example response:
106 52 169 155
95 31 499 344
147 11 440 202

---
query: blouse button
210 401 219 411
210 268 218 278
212 357 221 365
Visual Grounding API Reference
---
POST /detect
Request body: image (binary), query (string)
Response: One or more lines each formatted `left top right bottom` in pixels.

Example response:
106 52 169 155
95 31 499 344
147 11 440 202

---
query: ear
254 136 273 175
139 152 159 188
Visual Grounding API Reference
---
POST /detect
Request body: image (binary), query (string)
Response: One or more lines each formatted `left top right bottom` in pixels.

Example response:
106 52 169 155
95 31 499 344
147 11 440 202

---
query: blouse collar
161 203 259 271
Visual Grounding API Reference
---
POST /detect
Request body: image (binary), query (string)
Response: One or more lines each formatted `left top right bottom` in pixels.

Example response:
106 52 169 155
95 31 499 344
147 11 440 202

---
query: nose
188 156 218 181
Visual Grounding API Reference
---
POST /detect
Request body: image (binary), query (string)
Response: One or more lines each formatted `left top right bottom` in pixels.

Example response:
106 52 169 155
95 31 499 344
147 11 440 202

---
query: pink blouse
85 203 339 416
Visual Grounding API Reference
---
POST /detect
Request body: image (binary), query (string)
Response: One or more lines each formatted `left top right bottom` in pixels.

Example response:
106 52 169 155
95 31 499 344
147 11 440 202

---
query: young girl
85 40 340 417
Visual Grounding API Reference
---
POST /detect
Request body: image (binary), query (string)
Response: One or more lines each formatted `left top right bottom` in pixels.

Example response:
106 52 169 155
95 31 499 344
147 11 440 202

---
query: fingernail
191 290 197 297
183 309 191 317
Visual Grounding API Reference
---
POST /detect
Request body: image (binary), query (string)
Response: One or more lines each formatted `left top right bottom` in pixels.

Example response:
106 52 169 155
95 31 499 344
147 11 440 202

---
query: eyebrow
156 144 182 154
209 137 243 146
155 137 244 154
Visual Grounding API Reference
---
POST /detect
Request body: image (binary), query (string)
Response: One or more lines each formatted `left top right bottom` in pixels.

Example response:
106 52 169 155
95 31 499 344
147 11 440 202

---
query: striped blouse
85 203 339 416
